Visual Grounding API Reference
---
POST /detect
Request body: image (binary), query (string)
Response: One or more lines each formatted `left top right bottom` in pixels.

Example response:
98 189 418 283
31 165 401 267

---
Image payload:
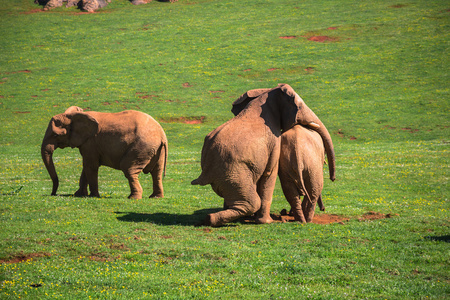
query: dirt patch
0 252 50 264
401 127 419 133
136 93 158 99
270 210 397 225
3 70 31 74
182 82 193 88
14 111 31 114
358 211 398 221
271 212 349 224
159 116 205 124
20 9 44 15
267 68 278 71
390 4 408 8
306 36 339 42
279 36 297 39
336 129 356 140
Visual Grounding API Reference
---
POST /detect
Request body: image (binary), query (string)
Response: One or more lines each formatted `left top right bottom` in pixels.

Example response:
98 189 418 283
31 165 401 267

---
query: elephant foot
74 190 88 197
204 213 225 227
254 215 273 224
128 193 143 200
149 192 163 198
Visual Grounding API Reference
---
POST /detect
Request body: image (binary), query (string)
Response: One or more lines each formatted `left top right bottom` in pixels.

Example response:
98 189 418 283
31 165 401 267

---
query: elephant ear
68 113 99 148
51 114 70 136
277 83 302 132
64 106 84 115
231 88 271 116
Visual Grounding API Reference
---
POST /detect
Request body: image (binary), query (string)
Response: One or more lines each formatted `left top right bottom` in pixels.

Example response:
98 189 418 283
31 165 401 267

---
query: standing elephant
192 84 335 227
279 125 330 223
41 106 168 199
231 92 336 223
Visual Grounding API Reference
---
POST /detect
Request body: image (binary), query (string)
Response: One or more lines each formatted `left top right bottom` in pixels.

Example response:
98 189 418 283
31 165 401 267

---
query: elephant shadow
425 235 450 243
115 208 223 226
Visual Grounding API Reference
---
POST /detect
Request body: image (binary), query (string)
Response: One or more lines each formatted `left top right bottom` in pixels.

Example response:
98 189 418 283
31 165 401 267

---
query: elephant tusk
307 122 320 129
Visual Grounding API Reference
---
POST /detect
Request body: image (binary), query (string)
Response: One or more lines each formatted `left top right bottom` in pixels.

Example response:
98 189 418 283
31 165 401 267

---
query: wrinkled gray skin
231 89 336 224
279 125 328 223
192 84 335 227
41 106 168 199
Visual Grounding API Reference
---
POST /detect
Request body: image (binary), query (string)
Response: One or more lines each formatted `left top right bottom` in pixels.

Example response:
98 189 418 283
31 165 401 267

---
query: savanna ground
0 0 449 298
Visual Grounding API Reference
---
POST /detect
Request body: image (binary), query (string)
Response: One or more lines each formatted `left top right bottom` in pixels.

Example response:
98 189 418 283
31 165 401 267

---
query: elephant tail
318 194 325 211
291 168 312 206
162 140 168 177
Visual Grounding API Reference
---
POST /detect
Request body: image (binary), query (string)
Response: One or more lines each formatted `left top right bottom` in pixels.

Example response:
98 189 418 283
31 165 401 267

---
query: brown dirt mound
271 210 397 225
0 252 50 264
358 211 398 221
271 212 349 224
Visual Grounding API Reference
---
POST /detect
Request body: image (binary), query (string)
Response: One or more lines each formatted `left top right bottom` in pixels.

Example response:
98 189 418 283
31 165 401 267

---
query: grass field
0 0 449 298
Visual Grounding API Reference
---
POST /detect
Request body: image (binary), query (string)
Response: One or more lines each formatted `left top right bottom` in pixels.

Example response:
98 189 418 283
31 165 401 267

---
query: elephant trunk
41 139 59 196
301 109 336 182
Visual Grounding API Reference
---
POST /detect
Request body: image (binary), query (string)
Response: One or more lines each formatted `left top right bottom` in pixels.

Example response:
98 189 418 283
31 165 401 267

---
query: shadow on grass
425 235 450 243
114 208 223 226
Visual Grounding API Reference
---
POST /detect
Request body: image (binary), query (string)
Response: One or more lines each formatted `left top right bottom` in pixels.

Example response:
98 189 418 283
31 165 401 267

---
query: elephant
41 106 168 199
191 84 335 227
231 93 335 224
279 125 330 223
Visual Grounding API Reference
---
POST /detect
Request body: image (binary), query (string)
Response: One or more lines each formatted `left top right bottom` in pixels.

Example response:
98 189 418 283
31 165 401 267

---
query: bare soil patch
358 211 398 221
270 210 397 225
307 36 339 42
0 252 50 264
271 212 349 224
279 36 297 39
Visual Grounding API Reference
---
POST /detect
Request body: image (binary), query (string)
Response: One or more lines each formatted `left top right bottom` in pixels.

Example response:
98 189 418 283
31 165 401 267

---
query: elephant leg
84 165 100 198
301 195 317 223
205 183 261 227
280 176 307 223
74 169 89 197
301 175 322 222
254 171 277 224
123 169 143 199
144 153 165 198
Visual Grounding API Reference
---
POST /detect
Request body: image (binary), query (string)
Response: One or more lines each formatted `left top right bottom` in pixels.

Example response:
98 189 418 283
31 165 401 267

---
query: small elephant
279 125 330 223
192 84 335 227
41 106 168 199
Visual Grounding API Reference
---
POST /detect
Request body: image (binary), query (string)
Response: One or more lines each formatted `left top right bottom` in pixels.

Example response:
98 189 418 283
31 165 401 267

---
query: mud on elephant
41 106 168 199
192 84 335 227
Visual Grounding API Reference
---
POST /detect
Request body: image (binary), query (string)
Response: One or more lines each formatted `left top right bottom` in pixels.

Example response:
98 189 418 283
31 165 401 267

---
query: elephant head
41 106 99 195
232 84 336 181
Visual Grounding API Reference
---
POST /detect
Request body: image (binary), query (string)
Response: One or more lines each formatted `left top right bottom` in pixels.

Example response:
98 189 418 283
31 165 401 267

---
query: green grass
1 0 449 298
